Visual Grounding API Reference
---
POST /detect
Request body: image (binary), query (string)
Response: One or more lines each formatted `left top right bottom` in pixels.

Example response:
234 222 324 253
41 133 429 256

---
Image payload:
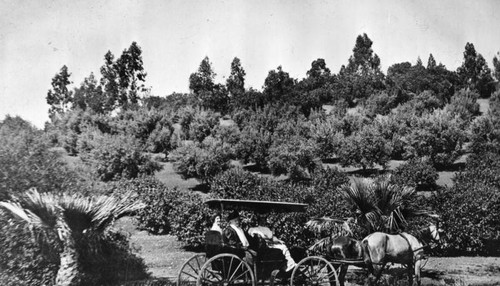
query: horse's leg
338 264 348 286
374 262 386 283
407 262 414 286
362 240 375 286
414 259 422 286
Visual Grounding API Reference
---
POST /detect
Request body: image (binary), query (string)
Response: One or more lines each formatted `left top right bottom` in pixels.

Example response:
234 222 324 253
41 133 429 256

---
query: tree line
46 34 500 120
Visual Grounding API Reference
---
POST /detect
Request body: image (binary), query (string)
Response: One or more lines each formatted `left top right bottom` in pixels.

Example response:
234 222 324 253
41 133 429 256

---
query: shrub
210 168 279 200
0 116 84 200
391 157 438 191
80 133 162 181
267 136 322 180
176 106 197 139
373 115 408 160
310 116 344 158
446 89 480 121
107 177 173 234
170 143 200 180
402 109 466 168
489 90 500 117
231 108 254 130
128 177 212 247
213 124 241 145
52 109 113 155
469 115 500 154
339 113 371 136
113 108 171 145
432 152 500 255
234 127 273 169
274 119 312 139
168 190 212 247
337 124 392 170
0 214 59 286
146 124 176 155
171 138 233 183
394 90 444 117
363 90 398 118
247 104 303 134
76 126 101 154
188 111 220 143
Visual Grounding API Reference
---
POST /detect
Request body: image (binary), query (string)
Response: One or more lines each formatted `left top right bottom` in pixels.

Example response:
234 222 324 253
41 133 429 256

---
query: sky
1 0 500 128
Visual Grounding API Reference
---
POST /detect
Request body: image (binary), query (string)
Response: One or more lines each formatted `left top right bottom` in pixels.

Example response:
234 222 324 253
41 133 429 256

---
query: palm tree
306 176 434 238
0 188 144 286
340 176 431 234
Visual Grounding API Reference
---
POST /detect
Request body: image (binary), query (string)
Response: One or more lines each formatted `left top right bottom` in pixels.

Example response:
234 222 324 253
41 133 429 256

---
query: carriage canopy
204 199 308 213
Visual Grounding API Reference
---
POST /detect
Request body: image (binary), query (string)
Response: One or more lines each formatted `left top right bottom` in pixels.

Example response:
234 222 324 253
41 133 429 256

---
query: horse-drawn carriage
177 199 340 286
177 199 442 286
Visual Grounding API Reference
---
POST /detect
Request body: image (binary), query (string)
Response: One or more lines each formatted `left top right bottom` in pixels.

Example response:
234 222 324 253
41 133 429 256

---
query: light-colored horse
361 224 442 286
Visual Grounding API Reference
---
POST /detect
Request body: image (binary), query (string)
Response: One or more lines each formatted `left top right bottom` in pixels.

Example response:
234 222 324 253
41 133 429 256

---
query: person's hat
227 210 240 221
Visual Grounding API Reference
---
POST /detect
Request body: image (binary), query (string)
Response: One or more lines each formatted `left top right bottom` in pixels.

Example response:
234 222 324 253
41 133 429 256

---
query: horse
361 224 443 286
308 236 363 286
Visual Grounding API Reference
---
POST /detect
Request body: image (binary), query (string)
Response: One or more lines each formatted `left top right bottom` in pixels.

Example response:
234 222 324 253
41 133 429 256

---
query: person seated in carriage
210 213 223 233
247 214 297 273
223 210 257 266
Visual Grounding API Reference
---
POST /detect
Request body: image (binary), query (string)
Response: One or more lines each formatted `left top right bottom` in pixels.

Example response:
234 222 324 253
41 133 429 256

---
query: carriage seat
205 230 245 259
250 233 286 278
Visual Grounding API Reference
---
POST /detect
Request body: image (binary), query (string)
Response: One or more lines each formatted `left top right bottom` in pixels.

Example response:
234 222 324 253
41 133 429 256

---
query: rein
398 224 441 267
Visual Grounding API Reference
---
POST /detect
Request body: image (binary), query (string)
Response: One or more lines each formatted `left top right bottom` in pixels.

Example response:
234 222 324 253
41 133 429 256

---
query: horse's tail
361 239 374 274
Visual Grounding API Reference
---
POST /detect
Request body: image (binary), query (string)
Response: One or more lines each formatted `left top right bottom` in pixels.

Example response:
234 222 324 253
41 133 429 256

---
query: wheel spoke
228 257 235 279
195 256 203 270
231 267 251 283
328 272 336 281
204 268 223 282
222 258 227 279
315 263 327 275
182 272 198 280
306 264 313 278
227 261 243 282
187 262 199 274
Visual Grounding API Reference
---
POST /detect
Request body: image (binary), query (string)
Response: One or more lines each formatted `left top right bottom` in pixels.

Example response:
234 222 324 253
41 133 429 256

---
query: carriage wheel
196 253 256 286
290 256 339 286
178 253 207 286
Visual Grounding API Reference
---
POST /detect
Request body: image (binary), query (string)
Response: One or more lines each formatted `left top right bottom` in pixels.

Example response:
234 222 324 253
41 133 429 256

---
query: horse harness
398 232 430 263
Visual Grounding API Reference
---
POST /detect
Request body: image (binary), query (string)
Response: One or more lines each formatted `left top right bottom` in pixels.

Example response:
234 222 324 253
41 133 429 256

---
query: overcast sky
1 0 500 127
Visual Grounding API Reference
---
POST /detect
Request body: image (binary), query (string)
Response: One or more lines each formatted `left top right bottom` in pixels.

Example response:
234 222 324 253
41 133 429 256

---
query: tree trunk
55 236 80 286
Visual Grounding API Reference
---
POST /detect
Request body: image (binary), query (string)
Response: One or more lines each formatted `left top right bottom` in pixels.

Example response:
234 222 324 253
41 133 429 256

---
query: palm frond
306 217 353 236
339 176 435 234
1 189 62 230
21 188 62 229
340 179 377 214
0 199 61 241
0 201 31 222
58 191 145 234
308 236 332 255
